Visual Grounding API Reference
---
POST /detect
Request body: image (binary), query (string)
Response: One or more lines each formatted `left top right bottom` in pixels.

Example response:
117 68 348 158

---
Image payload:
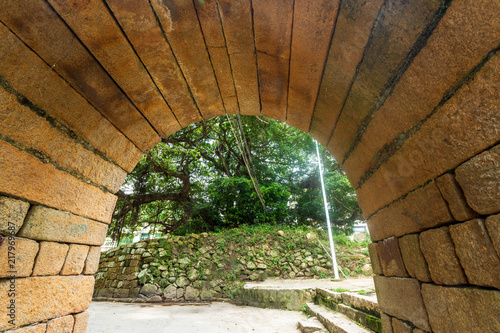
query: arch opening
0 0 499 331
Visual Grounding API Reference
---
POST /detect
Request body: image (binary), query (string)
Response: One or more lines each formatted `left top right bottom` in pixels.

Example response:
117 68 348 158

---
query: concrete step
305 303 372 333
298 317 328 333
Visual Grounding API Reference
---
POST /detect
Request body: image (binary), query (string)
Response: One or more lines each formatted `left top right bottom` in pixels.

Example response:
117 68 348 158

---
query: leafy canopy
109 115 362 241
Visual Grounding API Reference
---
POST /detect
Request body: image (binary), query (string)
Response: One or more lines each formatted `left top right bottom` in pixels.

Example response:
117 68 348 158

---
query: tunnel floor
87 301 306 333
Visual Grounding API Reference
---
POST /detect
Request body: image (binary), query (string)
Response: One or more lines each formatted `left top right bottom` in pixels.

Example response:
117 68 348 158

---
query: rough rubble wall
93 232 341 303
0 0 498 332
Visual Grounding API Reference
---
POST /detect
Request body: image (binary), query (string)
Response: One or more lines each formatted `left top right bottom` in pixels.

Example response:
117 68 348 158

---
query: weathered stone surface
367 182 453 241
0 275 94 331
46 0 177 141
83 246 102 275
361 264 372 275
163 284 177 299
0 89 127 193
216 0 259 116
422 284 500 332
376 237 408 277
200 288 215 301
227 52 260 116
419 227 467 285
140 284 157 297
194 0 238 115
245 287 316 311
0 23 143 173
73 311 89 333
46 315 74 333
485 214 500 257
343 0 500 188
341 293 379 314
0 0 163 152
456 145 500 215
381 313 393 333
61 244 89 275
297 317 325 333
96 288 114 298
368 243 383 275
147 295 163 302
398 234 432 283
256 52 289 122
129 287 141 298
449 219 500 289
286 0 339 132
176 288 185 299
185 286 200 301
246 261 256 270
373 276 430 331
0 140 117 223
105 0 201 128
19 206 108 245
114 288 130 298
391 318 412 333
150 0 225 119
32 241 69 276
176 276 189 288
356 53 500 218
310 0 384 146
328 0 443 161
316 288 343 303
5 323 47 333
0 196 29 236
436 173 479 221
0 237 39 278
253 0 293 121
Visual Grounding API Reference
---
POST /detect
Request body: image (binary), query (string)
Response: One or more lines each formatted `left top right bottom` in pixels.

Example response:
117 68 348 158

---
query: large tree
108 115 361 241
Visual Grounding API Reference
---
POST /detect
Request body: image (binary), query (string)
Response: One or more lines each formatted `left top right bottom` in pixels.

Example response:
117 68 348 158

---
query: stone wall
93 230 361 302
0 0 498 331
367 145 500 332
0 198 102 332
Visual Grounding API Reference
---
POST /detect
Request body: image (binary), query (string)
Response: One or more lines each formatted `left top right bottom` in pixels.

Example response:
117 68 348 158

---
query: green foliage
109 115 362 240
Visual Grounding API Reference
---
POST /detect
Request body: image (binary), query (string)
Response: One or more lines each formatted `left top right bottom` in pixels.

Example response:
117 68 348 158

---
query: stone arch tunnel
0 0 499 331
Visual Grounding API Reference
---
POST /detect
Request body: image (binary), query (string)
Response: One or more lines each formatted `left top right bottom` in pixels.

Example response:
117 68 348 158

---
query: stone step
239 286 316 311
298 317 328 333
316 288 379 314
316 289 381 332
305 303 372 333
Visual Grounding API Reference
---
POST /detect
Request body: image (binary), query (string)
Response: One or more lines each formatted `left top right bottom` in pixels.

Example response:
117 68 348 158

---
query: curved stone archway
0 0 499 331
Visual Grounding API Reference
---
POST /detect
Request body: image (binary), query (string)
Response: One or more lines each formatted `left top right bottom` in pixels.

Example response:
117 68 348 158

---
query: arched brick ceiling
0 0 498 219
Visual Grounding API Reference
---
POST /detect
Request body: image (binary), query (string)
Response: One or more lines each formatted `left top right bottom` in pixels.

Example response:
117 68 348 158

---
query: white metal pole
315 140 340 280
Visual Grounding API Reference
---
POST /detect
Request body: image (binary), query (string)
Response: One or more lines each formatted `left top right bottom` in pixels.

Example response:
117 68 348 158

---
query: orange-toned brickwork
0 0 498 331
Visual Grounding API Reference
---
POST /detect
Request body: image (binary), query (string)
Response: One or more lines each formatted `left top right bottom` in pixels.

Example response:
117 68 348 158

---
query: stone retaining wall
93 231 348 302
